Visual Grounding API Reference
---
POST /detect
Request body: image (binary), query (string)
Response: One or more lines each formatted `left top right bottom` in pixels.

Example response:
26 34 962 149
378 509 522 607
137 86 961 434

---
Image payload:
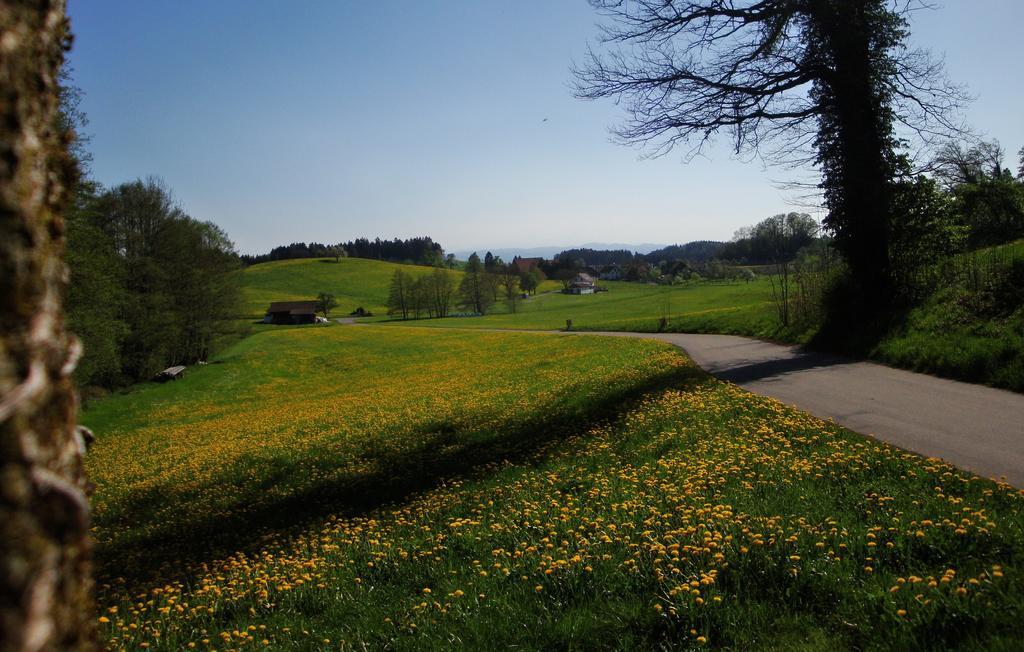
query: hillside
404 279 783 337
869 239 1024 390
241 257 457 319
83 325 1024 649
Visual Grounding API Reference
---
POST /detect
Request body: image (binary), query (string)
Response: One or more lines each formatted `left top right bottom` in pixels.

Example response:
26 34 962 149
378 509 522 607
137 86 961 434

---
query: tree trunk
1 2 95 650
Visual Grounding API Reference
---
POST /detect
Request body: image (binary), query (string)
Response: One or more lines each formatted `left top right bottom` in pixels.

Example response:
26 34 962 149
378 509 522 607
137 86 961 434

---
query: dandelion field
84 325 1024 649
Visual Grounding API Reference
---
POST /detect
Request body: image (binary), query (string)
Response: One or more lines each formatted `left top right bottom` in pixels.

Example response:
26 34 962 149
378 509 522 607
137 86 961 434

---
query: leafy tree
497 263 522 313
932 140 1024 248
721 213 819 264
574 0 966 303
445 253 457 269
429 267 456 317
79 179 242 379
519 268 540 295
65 183 125 388
890 175 966 294
315 292 338 319
954 178 1024 248
387 269 414 320
458 253 495 314
484 251 496 271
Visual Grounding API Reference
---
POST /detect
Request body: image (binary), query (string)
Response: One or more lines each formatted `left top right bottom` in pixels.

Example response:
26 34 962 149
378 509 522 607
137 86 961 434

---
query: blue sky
67 1 1024 255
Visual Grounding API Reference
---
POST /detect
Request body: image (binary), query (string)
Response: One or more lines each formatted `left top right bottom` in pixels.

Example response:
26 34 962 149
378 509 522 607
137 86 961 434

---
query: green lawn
86 325 1024 650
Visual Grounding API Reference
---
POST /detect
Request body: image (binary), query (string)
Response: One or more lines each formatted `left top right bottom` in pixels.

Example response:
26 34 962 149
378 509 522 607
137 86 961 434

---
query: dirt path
577 331 1024 487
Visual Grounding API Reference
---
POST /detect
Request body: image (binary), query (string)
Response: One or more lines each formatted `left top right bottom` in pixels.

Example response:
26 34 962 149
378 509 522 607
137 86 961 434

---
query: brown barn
264 301 318 325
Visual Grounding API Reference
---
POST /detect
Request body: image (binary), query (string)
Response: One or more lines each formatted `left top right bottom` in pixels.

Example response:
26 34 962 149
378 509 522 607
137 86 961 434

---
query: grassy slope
240 258 783 337
240 258 456 319
871 240 1024 391
394 278 784 337
86 325 1024 650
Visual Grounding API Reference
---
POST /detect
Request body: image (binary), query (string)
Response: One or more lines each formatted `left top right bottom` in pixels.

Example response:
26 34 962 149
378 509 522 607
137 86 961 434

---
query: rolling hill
240 257 456 319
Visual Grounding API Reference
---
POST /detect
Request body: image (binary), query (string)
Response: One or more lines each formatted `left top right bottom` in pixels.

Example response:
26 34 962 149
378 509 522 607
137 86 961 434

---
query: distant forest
644 241 725 264
553 241 726 267
241 237 445 267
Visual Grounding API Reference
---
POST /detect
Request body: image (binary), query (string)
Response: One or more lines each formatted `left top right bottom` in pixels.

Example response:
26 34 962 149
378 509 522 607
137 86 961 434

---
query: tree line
241 236 448 267
60 71 243 392
546 241 726 270
387 253 539 320
66 178 243 392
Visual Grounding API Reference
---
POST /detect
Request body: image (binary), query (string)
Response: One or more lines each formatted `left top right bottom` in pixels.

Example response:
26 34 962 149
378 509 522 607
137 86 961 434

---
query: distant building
567 273 597 295
264 301 318 325
599 264 622 281
513 257 544 274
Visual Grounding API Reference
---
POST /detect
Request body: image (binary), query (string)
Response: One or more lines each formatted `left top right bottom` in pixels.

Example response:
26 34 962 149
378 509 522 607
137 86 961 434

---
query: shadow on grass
94 362 709 590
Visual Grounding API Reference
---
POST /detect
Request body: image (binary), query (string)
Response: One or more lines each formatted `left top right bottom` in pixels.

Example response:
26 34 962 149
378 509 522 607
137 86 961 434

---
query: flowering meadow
83 326 1024 649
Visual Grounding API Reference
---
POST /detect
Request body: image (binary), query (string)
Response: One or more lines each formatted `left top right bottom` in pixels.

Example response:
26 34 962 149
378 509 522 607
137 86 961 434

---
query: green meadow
419 279 782 336
85 324 1024 649
240 257 784 337
240 258 452 319
237 247 1024 391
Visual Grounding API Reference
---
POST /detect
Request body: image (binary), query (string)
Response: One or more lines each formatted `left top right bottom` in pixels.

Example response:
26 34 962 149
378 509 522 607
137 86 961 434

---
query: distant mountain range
450 242 670 260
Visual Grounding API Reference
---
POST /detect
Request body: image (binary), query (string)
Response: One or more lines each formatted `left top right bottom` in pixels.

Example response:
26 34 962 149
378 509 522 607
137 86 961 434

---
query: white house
568 273 597 295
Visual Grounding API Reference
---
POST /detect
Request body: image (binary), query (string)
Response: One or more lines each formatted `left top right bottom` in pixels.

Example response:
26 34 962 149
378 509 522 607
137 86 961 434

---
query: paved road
564 331 1024 486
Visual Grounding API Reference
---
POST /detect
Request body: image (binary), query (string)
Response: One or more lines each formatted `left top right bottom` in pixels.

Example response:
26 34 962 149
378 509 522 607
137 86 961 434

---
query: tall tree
932 139 1024 247
429 268 456 318
497 263 522 313
1 2 95 649
386 269 413 320
458 253 495 314
575 0 965 302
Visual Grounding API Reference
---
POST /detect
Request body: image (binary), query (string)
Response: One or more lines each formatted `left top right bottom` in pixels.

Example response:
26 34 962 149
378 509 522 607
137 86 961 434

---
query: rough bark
0 2 94 650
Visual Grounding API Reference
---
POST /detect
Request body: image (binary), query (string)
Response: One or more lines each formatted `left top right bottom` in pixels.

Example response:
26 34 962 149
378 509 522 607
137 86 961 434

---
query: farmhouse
264 300 318 325
567 273 597 295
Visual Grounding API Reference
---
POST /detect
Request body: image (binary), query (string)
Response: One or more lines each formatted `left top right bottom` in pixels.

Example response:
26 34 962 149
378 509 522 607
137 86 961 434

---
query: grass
867 240 1024 392
85 324 1024 649
387 278 787 338
239 258 787 338
239 251 1024 391
240 258 455 319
